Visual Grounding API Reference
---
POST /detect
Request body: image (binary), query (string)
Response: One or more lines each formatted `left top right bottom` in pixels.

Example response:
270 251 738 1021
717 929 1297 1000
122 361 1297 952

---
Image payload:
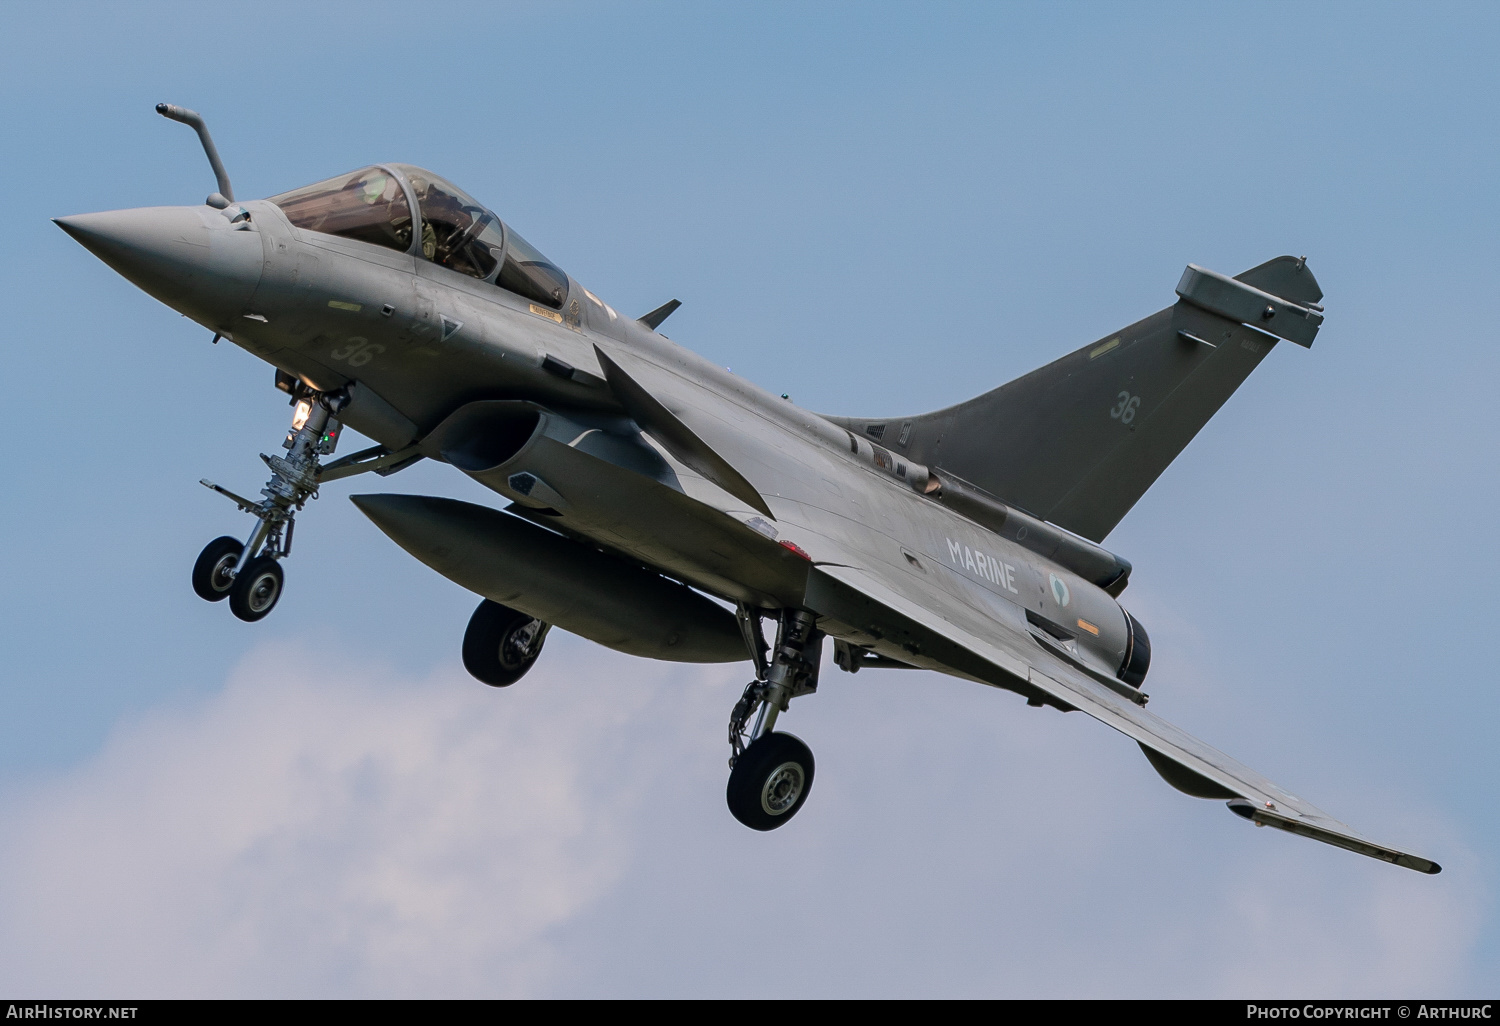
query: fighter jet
54 104 1438 872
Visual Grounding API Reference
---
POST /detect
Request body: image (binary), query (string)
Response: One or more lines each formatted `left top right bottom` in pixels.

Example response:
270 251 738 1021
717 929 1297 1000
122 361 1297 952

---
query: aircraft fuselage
59 192 1142 698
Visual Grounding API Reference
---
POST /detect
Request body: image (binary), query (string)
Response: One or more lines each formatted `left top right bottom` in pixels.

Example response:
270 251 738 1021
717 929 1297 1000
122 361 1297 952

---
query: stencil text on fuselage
946 538 1020 593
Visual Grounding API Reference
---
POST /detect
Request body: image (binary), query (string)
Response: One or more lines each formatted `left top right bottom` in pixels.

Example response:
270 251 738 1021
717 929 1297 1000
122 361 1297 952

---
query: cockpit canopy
268 164 570 309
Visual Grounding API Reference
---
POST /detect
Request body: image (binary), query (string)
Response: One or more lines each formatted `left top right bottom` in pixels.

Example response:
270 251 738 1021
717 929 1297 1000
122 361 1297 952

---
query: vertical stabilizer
827 258 1324 542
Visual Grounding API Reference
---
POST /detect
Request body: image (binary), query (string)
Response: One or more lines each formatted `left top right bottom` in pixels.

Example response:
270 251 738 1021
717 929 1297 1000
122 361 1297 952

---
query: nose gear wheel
229 555 284 622
191 536 243 602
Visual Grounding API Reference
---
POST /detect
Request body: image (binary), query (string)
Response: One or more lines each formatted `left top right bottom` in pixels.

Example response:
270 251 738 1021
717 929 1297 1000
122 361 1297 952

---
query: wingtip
1398 854 1443 875
1228 799 1441 875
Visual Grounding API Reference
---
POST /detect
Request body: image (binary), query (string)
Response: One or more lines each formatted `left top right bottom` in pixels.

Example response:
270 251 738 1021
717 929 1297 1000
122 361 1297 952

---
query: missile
351 493 747 663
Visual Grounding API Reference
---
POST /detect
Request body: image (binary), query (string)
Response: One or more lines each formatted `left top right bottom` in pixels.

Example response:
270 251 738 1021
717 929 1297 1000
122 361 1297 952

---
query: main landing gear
462 599 551 687
192 382 348 622
726 608 822 831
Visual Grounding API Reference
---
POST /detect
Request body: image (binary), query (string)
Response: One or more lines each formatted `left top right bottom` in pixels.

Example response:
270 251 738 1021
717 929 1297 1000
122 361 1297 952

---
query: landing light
291 399 313 430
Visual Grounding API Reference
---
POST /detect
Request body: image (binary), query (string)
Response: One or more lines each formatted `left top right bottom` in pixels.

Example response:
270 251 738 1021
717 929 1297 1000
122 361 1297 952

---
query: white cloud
0 640 741 997
0 638 1486 997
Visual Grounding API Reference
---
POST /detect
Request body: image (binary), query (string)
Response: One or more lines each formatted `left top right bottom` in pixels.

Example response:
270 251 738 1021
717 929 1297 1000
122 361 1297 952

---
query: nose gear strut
726 609 822 830
193 384 347 621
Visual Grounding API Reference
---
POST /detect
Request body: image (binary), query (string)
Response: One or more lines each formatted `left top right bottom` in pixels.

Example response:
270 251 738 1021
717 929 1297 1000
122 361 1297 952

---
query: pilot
415 182 466 264
352 171 412 250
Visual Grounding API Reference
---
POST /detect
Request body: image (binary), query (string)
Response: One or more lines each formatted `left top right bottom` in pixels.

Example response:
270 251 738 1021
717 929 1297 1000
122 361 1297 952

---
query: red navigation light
779 539 811 560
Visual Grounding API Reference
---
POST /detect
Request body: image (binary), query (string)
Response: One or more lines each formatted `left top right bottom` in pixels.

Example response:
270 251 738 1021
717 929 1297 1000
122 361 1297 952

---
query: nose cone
55 206 263 329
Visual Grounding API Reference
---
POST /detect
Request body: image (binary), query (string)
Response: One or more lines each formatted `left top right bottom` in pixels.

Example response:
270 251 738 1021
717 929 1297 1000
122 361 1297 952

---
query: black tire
727 732 815 831
229 555 284 622
462 600 548 687
192 536 244 602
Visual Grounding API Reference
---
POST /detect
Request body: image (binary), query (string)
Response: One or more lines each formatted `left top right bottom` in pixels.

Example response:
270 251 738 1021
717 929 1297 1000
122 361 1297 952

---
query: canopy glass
271 166 570 309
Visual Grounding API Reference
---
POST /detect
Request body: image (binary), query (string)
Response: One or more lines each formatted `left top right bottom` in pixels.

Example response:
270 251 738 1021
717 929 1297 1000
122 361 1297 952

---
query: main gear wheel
726 732 815 830
462 599 550 687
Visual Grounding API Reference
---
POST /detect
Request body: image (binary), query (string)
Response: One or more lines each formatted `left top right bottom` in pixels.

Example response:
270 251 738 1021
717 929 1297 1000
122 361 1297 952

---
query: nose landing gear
726 609 822 831
193 384 347 622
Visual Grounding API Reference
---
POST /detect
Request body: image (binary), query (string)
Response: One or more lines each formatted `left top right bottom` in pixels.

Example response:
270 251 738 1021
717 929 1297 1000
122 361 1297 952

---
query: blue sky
0 1 1496 996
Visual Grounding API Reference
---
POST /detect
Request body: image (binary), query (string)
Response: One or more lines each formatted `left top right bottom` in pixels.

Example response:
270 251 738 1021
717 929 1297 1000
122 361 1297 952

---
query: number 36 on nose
1110 391 1141 424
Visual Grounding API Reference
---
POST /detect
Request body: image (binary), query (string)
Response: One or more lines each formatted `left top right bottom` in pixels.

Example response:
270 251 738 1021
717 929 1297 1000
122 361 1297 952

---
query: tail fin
831 257 1324 542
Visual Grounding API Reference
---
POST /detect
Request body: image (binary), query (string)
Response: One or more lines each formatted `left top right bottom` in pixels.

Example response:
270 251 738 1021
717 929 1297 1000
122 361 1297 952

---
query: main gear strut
726 608 822 830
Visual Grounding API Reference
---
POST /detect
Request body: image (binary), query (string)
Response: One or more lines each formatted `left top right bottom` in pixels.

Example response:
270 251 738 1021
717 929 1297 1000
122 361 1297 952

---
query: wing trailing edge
804 562 1440 874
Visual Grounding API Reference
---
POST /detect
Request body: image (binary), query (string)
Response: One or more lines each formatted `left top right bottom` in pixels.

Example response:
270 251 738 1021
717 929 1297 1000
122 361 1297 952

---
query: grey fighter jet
55 105 1439 872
